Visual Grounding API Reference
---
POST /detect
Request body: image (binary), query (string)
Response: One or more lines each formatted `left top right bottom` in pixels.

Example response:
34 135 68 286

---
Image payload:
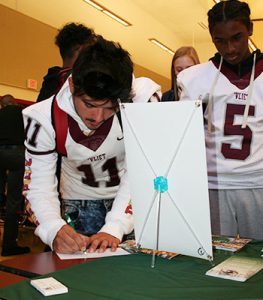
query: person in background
0 169 6 206
132 77 161 103
178 0 263 240
37 22 97 102
162 46 200 101
0 94 30 256
0 98 7 207
23 37 135 254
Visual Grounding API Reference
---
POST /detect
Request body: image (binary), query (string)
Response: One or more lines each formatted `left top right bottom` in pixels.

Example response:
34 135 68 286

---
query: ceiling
1 0 263 79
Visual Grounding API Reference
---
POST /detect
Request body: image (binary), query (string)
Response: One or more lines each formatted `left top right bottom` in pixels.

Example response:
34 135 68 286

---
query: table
0 242 262 299
0 271 27 288
0 251 94 277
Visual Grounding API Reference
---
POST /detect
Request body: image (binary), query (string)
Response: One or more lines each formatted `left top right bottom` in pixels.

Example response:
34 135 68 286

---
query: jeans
62 199 114 236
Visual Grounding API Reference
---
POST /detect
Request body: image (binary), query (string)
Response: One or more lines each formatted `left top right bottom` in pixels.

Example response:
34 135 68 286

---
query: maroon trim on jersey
212 59 263 90
26 147 56 155
68 115 114 151
53 98 68 156
152 92 161 102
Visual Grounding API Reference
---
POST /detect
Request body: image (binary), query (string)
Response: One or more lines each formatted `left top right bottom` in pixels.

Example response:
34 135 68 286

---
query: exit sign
27 79 37 90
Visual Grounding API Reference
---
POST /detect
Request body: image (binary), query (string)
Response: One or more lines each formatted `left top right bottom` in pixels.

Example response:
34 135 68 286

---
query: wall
0 4 61 101
0 4 170 102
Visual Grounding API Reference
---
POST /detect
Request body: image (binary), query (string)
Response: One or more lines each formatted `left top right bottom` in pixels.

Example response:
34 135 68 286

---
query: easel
120 100 213 267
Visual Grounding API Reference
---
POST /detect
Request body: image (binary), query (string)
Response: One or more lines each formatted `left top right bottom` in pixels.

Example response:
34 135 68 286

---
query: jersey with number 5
178 56 263 189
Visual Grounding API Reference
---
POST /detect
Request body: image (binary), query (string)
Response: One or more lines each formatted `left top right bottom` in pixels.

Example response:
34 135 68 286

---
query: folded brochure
120 240 178 260
206 256 263 282
212 235 251 252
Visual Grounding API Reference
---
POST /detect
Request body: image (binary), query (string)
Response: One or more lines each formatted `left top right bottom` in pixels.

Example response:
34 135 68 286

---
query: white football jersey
23 77 161 247
178 55 263 189
23 80 131 246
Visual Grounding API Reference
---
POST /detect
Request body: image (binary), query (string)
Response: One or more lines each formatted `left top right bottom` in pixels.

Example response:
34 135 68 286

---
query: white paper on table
56 247 131 260
120 101 213 261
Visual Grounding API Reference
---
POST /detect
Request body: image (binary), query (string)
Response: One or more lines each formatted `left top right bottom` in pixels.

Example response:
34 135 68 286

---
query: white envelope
120 101 213 261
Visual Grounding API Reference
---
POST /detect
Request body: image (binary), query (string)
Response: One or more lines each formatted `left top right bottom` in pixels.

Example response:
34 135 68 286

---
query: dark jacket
0 105 24 145
161 90 176 102
37 66 72 102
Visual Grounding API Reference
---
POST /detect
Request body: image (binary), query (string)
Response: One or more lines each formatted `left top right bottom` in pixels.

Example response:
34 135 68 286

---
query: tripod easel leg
151 191 162 268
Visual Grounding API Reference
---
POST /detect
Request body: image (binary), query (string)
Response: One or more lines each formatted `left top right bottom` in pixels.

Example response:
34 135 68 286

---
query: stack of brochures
212 235 251 252
120 240 178 260
206 256 263 282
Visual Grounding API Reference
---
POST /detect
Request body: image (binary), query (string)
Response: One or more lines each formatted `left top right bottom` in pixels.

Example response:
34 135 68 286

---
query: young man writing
23 37 134 253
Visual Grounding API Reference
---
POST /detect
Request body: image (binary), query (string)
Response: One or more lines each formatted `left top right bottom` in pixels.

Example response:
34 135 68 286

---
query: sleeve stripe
26 147 56 155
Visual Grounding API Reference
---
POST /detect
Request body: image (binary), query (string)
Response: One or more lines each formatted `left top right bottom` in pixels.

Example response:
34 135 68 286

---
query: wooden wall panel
0 4 60 91
0 4 170 96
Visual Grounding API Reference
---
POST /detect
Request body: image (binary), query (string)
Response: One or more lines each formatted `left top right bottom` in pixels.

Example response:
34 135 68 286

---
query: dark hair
208 0 251 34
55 22 96 60
0 94 17 107
72 37 133 105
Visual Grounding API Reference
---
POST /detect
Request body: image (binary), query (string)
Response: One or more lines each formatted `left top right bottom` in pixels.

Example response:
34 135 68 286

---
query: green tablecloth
1 242 263 300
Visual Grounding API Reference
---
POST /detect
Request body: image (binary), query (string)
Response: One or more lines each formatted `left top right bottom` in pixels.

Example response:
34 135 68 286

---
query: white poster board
121 101 213 261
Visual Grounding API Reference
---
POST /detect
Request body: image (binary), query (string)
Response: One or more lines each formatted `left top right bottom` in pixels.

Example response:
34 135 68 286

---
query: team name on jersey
234 92 248 101
87 153 106 162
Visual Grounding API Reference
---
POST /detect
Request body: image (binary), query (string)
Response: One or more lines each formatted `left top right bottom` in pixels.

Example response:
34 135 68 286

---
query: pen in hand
64 213 75 229
64 213 87 253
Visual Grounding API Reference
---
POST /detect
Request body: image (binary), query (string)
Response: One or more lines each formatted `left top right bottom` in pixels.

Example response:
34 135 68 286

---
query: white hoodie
132 77 162 103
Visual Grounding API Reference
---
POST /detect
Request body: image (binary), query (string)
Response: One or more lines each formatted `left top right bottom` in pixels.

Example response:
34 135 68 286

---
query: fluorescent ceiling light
149 39 174 55
198 21 208 30
83 0 131 27
102 10 130 27
83 0 103 10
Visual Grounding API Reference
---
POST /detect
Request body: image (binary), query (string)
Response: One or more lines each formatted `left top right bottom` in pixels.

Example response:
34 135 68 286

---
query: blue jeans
62 199 114 236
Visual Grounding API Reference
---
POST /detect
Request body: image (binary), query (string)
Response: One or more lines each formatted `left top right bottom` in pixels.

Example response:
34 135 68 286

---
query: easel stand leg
151 191 162 268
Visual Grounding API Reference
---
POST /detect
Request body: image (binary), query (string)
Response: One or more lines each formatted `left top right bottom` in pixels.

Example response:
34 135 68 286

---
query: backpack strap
51 96 68 156
57 68 72 93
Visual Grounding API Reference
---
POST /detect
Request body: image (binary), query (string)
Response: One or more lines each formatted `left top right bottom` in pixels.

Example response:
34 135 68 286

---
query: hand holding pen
53 217 120 254
53 224 89 254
